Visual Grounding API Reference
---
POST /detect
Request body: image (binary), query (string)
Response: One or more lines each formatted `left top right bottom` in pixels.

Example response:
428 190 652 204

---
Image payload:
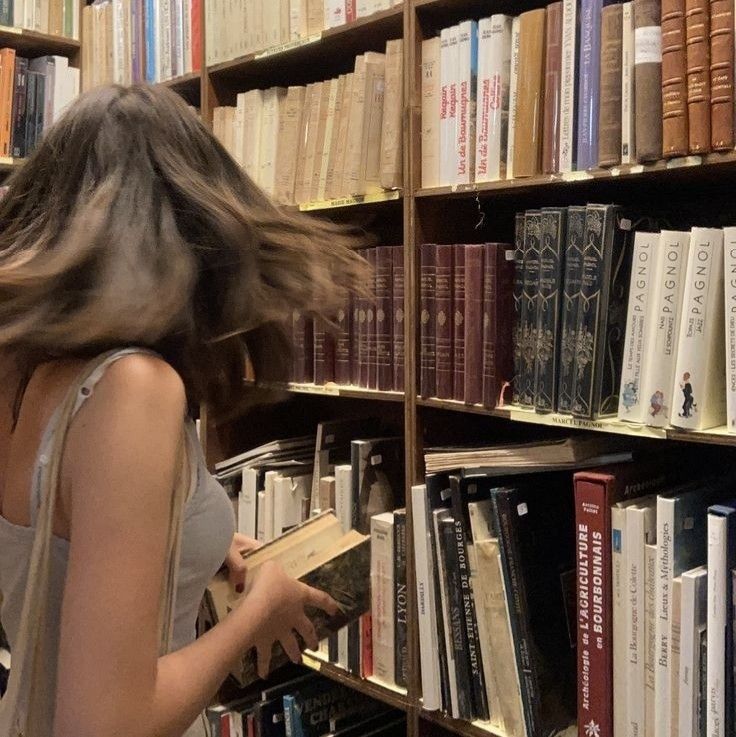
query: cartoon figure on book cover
621 381 637 412
679 372 696 418
649 390 665 419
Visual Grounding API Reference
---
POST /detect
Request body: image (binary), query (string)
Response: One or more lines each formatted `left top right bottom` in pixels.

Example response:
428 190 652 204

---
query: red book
435 244 454 399
345 0 356 23
358 248 374 388
367 248 378 389
221 713 231 737
335 298 352 385
463 245 484 405
419 244 437 398
291 311 314 383
191 0 202 72
392 246 405 392
482 243 515 408
313 318 335 385
351 293 360 386
360 613 373 678
451 246 465 401
375 246 394 391
247 712 255 737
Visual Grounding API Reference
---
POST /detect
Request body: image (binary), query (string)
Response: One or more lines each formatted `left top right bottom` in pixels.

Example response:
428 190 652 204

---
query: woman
0 84 368 737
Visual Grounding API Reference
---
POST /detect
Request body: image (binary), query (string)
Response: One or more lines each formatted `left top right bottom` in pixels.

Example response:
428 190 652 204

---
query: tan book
82 5 93 90
343 55 367 196
212 106 225 147
662 0 689 156
298 81 323 204
311 79 335 202
234 93 246 166
358 52 386 194
710 0 734 149
241 89 264 182
306 0 322 35
634 0 663 161
223 106 237 159
318 476 336 512
123 0 133 85
685 0 711 152
512 8 546 178
380 38 403 190
328 73 354 199
279 0 290 42
317 78 340 201
274 85 306 205
259 87 287 196
294 83 316 204
421 36 441 188
49 0 63 34
324 75 347 200
598 3 623 167
103 1 114 84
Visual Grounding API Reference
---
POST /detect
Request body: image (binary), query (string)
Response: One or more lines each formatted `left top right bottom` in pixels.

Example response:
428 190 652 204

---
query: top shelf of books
0 26 79 56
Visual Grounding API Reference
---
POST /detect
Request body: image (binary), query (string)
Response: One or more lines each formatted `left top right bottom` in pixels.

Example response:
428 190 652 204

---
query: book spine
598 3 624 167
375 246 394 392
0 0 11 27
431 507 455 713
506 16 521 179
420 244 437 398
475 17 495 182
455 20 477 185
392 246 404 392
452 245 466 402
634 0 664 161
618 232 659 423
611 505 628 737
519 210 541 407
622 2 637 163
335 298 352 386
435 244 454 400
645 543 657 737
361 613 373 678
10 58 27 159
511 213 526 404
542 1 563 173
534 207 567 413
662 0 689 156
726 228 736 432
557 205 586 414
421 37 441 189
655 497 675 737
145 0 157 82
685 0 712 153
707 513 727 737
393 510 408 689
463 244 484 405
576 0 603 169
351 294 360 386
439 26 458 186
671 227 726 430
22 70 35 157
370 514 395 686
559 0 578 171
709 0 734 149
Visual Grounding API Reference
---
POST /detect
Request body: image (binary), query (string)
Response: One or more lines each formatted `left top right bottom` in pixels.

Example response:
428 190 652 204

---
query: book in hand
205 512 370 686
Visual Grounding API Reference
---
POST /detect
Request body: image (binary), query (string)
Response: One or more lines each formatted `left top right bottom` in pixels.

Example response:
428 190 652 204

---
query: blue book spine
145 0 156 83
282 695 304 737
575 0 603 170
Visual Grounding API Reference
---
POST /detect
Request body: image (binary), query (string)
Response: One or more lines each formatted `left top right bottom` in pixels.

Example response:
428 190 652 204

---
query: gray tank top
0 349 235 734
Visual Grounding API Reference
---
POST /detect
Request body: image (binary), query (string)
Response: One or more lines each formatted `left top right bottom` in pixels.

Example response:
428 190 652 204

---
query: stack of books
81 0 202 89
0 0 79 37
212 41 403 205
291 245 404 392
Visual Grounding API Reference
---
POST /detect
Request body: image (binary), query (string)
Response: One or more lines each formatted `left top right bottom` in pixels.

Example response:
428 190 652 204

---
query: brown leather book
420 244 438 399
435 244 454 400
662 0 690 156
635 0 664 161
366 247 378 389
598 3 624 167
334 297 352 386
375 245 394 392
0 48 16 157
313 318 335 386
710 0 734 149
392 246 404 392
542 2 563 174
512 8 547 178
463 245 484 405
452 245 466 402
685 0 711 152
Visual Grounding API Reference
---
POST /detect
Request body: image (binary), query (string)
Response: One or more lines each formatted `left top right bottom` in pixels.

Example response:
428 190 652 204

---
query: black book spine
512 213 526 405
534 208 567 414
556 206 586 414
519 211 542 407
491 488 540 737
0 0 12 27
33 72 44 152
438 516 475 720
420 244 438 398
393 510 408 688
448 477 489 721
10 58 27 159
24 72 38 157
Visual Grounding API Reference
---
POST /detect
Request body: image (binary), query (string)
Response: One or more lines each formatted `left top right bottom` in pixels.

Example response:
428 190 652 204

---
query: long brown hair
0 84 369 413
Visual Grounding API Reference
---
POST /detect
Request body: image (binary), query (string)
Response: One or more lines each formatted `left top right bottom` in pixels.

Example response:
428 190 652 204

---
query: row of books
81 0 202 90
290 246 404 392
212 42 403 205
0 51 79 158
206 671 405 737
420 0 730 188
0 0 79 39
418 242 514 407
205 0 403 66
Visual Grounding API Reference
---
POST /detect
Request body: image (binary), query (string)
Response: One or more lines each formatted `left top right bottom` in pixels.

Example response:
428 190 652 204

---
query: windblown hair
0 83 369 412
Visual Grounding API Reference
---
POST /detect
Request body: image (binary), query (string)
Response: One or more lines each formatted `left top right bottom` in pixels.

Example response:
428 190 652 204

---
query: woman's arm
53 356 333 737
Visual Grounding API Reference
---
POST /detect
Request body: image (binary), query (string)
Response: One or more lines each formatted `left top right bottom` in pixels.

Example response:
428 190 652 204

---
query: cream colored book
324 75 347 200
310 79 334 202
343 55 367 196
252 0 264 51
380 38 403 190
279 0 290 42
294 83 316 204
258 87 287 196
223 106 237 158
306 0 322 35
358 52 386 194
317 78 340 201
298 82 323 204
262 0 279 49
274 85 306 205
233 95 246 166
421 37 441 188
241 89 264 182
329 73 354 199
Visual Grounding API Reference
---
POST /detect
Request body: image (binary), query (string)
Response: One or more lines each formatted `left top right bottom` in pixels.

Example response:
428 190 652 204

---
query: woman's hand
240 560 340 678
225 533 261 591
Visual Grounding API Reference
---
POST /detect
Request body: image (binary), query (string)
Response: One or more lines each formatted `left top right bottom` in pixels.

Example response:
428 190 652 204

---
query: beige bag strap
0 349 193 737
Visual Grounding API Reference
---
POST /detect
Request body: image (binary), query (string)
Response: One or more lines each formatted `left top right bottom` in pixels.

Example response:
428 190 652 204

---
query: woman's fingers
294 615 319 651
280 633 302 664
303 584 340 616
256 643 272 680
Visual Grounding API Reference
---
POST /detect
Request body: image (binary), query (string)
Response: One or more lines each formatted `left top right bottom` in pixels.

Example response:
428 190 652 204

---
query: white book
506 16 521 179
475 14 511 183
639 231 690 427
262 0 280 48
13 0 23 28
707 513 728 737
256 489 266 542
670 228 727 430
618 232 660 423
183 0 192 73
626 500 657 737
670 578 682 737
159 0 173 80
455 19 477 185
112 0 125 83
679 566 707 737
559 0 577 172
24 0 34 35
621 1 635 164
288 0 300 39
334 464 353 534
421 36 441 189
262 470 279 542
439 25 459 186
644 542 657 737
723 227 736 432
175 0 186 75
356 0 368 18
241 89 264 182
370 511 395 687
234 93 246 166
317 78 339 200
258 87 286 196
238 467 259 538
272 472 311 537
324 0 343 28
411 484 442 712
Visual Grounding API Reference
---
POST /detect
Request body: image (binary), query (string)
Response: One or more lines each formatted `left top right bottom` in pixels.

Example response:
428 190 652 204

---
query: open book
204 512 370 685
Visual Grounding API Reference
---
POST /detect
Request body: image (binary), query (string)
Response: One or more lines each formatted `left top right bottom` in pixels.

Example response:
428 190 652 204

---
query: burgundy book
375 246 394 392
366 248 378 390
482 244 515 408
463 245 484 405
335 297 353 386
392 246 405 392
419 244 438 399
358 248 373 388
452 246 466 402
291 311 314 384
351 294 360 386
435 245 454 400
313 318 336 385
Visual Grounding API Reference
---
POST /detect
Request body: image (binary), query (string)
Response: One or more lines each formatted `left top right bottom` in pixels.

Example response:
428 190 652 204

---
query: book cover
710 0 734 150
10 57 28 159
597 3 623 167
542 2 562 174
375 245 394 392
519 210 542 407
313 318 335 386
452 245 466 402
421 37 441 189
463 244 484 405
724 227 736 432
379 38 403 190
506 16 521 178
391 246 404 392
512 212 526 405
439 25 459 186
435 244 454 400
366 248 377 389
679 566 707 736
576 0 603 169
420 243 437 398
559 0 578 171
334 298 352 386
456 20 478 185
685 0 711 153
621 2 636 162
370 511 395 686
662 0 689 156
634 0 663 162
392 509 408 688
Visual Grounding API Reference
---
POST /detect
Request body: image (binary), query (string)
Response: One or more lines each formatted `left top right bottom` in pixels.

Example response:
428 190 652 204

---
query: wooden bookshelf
0 26 80 56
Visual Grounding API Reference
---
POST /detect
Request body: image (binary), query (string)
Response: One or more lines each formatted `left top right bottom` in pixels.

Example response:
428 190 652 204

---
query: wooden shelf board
0 26 79 55
160 70 201 90
414 151 736 200
301 652 410 710
246 380 405 402
419 709 500 737
417 398 736 446
298 190 402 211
0 156 21 171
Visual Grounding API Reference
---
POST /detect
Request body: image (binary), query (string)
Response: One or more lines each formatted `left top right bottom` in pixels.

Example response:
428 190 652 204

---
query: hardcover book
435 244 454 400
709 0 734 150
519 210 542 407
455 20 478 185
685 0 711 153
463 244 484 405
559 0 578 171
621 2 636 162
661 0 689 156
452 245 466 401
634 0 663 162
598 3 623 167
512 213 526 405
420 243 438 398
542 2 562 174
576 0 603 169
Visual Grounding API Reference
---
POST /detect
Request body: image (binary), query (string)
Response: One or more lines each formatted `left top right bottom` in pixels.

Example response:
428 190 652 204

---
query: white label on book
517 502 528 516
634 26 662 64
